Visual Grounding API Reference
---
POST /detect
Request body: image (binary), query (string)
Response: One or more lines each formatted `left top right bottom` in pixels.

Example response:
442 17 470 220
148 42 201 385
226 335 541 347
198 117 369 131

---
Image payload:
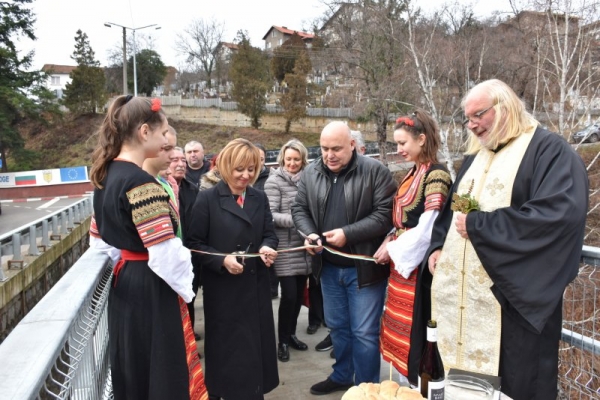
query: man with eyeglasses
423 79 588 400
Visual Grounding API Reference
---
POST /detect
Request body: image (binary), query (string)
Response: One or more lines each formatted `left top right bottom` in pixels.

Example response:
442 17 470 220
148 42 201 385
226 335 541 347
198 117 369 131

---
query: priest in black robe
421 79 588 400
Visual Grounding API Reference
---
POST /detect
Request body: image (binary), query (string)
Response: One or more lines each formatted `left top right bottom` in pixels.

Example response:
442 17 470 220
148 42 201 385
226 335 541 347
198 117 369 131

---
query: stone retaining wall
162 105 377 134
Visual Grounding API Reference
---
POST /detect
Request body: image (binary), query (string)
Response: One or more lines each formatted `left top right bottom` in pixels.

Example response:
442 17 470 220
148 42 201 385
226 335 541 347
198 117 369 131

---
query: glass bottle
418 320 445 399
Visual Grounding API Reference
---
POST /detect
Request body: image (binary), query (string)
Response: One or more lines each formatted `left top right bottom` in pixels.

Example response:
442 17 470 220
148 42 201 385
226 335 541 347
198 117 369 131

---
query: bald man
292 121 396 395
184 140 209 186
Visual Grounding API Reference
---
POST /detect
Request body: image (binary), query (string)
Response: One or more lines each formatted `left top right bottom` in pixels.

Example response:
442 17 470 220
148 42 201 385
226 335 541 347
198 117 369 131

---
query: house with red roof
262 26 314 53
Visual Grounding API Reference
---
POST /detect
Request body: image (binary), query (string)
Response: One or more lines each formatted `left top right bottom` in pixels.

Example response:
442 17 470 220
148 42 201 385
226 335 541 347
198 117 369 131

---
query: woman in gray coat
264 139 312 362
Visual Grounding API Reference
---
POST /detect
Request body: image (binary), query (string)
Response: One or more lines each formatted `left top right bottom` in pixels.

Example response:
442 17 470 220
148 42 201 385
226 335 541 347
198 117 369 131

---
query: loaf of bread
342 380 424 400
341 386 367 400
396 386 425 400
379 380 400 399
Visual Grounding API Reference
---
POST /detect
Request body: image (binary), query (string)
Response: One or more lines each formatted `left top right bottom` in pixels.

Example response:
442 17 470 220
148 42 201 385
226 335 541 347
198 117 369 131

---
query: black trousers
308 274 324 326
278 275 307 344
499 298 562 400
186 270 202 331
269 265 279 296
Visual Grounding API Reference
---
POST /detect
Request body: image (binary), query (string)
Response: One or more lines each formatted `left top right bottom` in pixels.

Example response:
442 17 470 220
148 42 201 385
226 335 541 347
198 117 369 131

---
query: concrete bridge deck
192 293 397 400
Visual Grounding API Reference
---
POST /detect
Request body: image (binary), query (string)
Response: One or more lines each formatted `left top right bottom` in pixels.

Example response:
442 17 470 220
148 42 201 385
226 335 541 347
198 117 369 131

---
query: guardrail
0 250 113 399
0 197 93 281
558 246 600 399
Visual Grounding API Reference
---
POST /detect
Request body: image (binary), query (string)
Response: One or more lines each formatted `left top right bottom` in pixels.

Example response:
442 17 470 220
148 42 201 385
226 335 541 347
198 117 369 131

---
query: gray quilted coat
264 167 312 277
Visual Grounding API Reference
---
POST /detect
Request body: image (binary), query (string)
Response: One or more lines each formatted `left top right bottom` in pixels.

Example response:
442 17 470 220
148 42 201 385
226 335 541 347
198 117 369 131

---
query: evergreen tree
0 0 61 172
71 29 99 67
280 51 311 134
271 33 307 83
230 32 271 129
63 29 106 114
127 49 167 97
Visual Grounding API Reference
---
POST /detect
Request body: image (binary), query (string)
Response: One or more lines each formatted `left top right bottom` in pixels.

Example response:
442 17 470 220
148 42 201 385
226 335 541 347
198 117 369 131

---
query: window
279 39 283 45
267 42 271 48
51 76 60 85
272 30 275 37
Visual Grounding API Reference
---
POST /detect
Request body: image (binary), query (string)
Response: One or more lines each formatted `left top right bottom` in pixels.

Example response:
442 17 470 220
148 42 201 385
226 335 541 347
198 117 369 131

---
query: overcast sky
21 0 512 71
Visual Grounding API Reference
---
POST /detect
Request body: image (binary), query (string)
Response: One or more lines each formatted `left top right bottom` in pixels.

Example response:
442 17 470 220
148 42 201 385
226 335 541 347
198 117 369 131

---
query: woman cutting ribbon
188 138 279 400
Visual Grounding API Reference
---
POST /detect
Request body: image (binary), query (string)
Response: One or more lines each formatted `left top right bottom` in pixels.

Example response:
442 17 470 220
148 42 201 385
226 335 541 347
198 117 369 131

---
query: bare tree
525 0 600 137
176 18 225 90
396 1 494 178
317 0 417 165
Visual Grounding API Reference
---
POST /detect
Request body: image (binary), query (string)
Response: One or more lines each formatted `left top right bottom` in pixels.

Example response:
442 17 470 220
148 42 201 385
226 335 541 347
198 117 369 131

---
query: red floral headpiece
396 116 414 127
150 98 161 112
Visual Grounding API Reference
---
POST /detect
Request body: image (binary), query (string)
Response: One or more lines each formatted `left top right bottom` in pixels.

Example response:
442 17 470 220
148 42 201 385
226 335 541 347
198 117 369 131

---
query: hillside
12 113 323 171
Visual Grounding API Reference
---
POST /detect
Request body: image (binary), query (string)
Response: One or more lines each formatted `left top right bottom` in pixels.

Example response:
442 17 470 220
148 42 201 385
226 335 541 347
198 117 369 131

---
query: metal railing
0 197 93 281
0 249 113 399
558 246 600 399
0 239 598 398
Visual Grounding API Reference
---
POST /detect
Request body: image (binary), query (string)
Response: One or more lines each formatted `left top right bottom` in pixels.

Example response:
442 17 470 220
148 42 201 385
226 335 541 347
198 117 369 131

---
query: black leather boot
290 335 308 351
278 342 290 362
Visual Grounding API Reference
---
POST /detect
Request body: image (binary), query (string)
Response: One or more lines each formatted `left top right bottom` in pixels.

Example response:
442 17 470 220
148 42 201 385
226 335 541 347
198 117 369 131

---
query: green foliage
451 179 480 213
0 0 62 172
230 33 271 129
271 33 307 83
71 29 99 67
8 147 41 171
280 51 311 134
127 49 167 96
63 29 107 114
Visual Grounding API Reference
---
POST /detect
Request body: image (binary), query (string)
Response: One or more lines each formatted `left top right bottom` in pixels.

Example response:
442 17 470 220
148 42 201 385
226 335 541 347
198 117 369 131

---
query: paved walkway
193 292 401 400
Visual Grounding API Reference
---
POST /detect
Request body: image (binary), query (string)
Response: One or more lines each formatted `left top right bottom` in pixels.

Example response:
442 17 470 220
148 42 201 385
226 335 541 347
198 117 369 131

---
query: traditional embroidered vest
431 128 535 375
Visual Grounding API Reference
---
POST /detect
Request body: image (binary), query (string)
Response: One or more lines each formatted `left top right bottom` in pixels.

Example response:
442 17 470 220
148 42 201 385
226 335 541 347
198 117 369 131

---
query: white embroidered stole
431 129 535 376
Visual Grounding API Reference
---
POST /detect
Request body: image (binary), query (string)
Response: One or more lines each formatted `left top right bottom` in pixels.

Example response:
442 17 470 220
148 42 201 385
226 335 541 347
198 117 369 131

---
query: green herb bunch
451 179 480 213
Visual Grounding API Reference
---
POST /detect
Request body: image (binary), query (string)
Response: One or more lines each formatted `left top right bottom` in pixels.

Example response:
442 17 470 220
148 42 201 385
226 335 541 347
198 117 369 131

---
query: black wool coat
188 180 279 399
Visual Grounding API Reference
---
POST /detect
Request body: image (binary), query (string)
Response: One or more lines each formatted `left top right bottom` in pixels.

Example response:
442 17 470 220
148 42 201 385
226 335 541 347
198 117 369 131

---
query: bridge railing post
0 246 6 282
60 211 68 234
42 220 50 248
51 215 58 234
74 204 81 224
28 226 40 256
8 233 24 269
67 208 75 230
51 215 61 241
86 198 93 217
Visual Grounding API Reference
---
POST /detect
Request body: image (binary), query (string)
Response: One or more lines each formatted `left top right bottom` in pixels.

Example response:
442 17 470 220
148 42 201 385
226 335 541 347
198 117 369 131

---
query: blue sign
59 166 88 182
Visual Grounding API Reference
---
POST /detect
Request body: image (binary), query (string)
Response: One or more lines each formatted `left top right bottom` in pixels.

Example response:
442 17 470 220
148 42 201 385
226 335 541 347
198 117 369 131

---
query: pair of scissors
297 230 320 246
235 243 252 265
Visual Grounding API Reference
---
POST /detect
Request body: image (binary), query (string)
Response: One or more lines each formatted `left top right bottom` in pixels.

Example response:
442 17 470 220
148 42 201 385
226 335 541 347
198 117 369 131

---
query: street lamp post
104 22 160 96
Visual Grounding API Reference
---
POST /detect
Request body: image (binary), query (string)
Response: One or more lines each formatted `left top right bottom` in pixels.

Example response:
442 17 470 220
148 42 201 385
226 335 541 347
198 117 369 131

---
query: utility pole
104 22 161 96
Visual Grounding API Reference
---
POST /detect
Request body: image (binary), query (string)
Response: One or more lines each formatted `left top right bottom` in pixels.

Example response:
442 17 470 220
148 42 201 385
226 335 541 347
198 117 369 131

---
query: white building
41 64 77 99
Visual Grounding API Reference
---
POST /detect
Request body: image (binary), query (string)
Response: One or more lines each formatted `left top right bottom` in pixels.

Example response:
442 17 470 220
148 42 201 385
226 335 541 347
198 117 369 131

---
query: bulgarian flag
15 175 36 186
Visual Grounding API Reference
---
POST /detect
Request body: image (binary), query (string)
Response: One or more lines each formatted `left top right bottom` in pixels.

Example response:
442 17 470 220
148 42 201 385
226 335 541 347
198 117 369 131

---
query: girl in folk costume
373 109 452 384
89 95 207 400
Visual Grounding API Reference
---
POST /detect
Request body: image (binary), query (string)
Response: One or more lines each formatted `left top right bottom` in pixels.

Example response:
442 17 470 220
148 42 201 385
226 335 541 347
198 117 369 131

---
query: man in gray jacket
292 121 396 395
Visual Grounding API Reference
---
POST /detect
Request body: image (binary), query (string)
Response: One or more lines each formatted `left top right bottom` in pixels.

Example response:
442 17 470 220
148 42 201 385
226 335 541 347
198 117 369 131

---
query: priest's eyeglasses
463 105 494 126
